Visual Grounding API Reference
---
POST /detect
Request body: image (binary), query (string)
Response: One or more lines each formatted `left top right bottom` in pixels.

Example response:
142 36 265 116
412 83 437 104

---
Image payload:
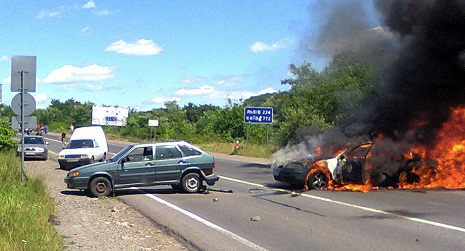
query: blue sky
1 0 378 111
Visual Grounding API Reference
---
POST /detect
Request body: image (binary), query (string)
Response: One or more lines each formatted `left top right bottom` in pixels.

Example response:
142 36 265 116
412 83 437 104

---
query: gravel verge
24 159 190 251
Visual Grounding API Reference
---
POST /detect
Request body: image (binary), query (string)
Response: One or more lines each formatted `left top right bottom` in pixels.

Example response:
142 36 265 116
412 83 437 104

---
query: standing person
61 131 67 146
70 124 74 134
43 125 48 134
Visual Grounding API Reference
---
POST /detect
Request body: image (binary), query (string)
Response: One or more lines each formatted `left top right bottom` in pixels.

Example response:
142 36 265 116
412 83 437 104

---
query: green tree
276 52 375 145
0 120 17 151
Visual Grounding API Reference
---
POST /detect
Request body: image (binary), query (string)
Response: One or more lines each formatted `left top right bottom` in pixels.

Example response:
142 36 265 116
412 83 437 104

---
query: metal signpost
11 56 37 184
148 119 159 140
244 107 273 144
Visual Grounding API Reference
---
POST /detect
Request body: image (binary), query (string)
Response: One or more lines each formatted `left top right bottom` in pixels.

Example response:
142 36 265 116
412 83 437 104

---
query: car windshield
108 145 134 162
66 139 94 149
22 137 45 144
346 142 372 159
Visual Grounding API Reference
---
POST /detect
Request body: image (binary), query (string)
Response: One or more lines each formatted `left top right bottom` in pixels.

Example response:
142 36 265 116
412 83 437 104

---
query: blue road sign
244 107 273 124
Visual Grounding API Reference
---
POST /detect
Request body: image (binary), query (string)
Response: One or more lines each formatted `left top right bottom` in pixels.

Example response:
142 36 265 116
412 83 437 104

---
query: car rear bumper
204 174 219 186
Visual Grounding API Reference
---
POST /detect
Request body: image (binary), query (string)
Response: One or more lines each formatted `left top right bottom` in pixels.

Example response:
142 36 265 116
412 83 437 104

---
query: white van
58 126 108 170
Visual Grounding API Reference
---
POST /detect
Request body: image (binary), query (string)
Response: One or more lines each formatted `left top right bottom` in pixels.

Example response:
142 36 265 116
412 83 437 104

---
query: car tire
307 171 329 190
89 177 112 197
181 173 201 193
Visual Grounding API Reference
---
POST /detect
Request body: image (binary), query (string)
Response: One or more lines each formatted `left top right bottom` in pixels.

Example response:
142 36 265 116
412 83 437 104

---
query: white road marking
220 176 465 234
132 188 269 251
46 135 465 235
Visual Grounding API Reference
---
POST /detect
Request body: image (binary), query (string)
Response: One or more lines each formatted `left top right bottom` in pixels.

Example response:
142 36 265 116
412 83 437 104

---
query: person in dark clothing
61 131 67 145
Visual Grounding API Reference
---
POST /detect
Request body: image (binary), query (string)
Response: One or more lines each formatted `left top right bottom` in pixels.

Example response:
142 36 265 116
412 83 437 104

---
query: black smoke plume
273 0 465 183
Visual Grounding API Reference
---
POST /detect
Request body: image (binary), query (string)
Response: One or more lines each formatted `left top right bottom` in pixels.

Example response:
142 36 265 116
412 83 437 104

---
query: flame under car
273 142 430 190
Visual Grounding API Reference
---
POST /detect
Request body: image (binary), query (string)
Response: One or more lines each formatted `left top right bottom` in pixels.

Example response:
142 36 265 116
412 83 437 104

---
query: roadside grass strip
0 152 62 251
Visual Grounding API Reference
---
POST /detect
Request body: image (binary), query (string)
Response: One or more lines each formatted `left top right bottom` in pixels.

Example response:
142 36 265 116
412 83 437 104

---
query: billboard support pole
20 70 25 184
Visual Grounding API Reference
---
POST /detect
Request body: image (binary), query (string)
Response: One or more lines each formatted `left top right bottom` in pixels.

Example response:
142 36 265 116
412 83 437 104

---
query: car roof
131 141 192 147
24 135 45 138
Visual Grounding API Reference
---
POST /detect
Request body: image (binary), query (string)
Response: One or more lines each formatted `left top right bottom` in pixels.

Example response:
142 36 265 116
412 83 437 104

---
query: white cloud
34 93 48 103
175 84 277 101
3 76 42 85
175 85 214 96
80 27 91 35
84 84 103 91
250 38 292 53
2 76 10 84
33 93 48 109
43 64 114 83
217 87 277 100
215 76 241 87
0 55 8 63
37 5 77 19
82 0 96 9
181 77 203 84
105 39 163 56
92 9 113 16
146 97 181 105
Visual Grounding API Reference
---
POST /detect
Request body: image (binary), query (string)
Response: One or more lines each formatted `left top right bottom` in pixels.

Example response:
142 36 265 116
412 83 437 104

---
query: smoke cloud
273 0 465 181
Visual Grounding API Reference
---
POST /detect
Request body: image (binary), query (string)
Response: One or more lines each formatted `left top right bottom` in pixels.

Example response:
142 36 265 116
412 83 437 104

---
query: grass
198 141 278 158
0 151 62 251
104 130 279 159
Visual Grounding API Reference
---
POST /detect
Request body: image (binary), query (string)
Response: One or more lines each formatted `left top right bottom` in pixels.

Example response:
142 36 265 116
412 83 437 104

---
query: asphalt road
43 133 465 251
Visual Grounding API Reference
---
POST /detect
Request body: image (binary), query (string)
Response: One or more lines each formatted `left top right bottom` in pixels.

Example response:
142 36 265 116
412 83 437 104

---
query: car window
24 137 44 144
67 139 94 149
347 143 372 159
126 146 153 162
156 145 182 160
110 145 134 162
178 144 202 156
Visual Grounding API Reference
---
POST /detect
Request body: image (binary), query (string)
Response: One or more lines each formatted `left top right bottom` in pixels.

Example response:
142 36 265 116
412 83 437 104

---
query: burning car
273 141 435 191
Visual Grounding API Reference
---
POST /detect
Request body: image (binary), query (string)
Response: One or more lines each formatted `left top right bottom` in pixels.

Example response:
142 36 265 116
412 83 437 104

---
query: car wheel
307 171 329 190
89 177 112 197
181 173 200 193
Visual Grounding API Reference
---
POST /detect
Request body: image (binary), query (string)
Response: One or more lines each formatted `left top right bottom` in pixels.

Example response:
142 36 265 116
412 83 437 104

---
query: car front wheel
181 173 200 193
89 177 112 197
307 171 329 190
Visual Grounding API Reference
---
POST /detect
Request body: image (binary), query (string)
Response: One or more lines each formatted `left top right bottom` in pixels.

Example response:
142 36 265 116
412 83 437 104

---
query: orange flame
399 106 465 190
304 106 465 192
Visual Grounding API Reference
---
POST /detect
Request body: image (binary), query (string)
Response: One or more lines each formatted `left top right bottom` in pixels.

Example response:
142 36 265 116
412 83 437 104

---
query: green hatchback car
64 141 219 197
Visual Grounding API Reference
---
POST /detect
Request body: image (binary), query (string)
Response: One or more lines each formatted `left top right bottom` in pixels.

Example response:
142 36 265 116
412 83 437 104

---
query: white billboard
92 105 129 126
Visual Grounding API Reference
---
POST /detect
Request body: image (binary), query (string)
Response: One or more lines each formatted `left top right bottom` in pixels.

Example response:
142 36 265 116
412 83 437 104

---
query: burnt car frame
273 142 428 190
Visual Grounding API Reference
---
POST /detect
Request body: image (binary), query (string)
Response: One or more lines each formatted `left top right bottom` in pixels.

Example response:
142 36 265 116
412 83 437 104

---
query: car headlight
36 148 44 152
81 154 90 158
70 171 80 177
58 155 65 159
